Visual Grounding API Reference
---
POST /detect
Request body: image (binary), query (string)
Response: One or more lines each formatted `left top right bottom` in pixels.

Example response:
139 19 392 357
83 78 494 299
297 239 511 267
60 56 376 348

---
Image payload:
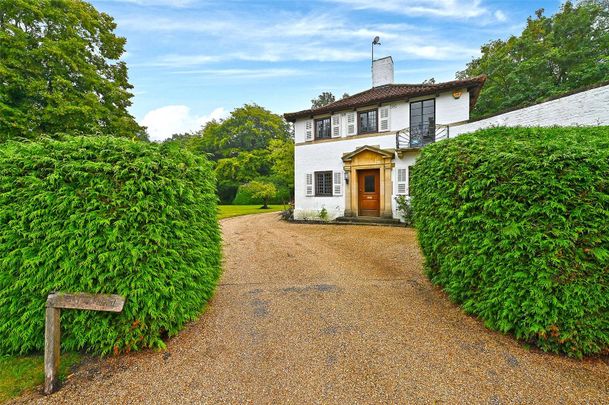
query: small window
364 175 375 192
315 117 331 139
315 171 333 196
358 110 377 134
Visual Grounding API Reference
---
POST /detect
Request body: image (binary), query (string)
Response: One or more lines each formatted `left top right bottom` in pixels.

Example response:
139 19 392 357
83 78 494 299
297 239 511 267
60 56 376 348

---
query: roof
284 75 487 122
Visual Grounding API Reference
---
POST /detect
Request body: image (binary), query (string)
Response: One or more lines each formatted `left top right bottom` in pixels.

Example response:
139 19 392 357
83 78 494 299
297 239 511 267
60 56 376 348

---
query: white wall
450 85 609 136
294 134 397 220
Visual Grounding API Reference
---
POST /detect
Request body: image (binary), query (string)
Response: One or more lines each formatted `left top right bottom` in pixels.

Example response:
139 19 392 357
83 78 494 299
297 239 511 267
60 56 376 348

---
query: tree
422 78 436 84
242 181 277 209
0 0 146 141
311 92 336 108
342 93 350 99
165 104 293 203
268 138 294 191
458 0 609 118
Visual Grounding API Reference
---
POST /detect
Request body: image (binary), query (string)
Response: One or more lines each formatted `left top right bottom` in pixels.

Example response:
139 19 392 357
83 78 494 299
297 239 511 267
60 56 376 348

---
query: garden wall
451 84 609 136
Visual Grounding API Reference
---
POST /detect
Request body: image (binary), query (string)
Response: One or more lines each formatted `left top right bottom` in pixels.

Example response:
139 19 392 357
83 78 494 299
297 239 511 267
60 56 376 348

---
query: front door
358 169 380 217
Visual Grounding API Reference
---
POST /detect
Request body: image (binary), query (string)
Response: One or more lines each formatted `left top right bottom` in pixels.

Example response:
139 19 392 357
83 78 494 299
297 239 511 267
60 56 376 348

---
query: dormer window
315 117 331 139
358 110 377 134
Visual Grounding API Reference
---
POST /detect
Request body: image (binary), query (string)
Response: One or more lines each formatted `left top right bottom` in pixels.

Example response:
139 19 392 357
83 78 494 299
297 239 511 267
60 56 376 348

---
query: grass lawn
218 204 285 220
0 353 81 402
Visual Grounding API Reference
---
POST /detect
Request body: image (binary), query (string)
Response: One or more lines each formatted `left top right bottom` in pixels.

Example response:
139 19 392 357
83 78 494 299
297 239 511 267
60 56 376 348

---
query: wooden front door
358 169 380 217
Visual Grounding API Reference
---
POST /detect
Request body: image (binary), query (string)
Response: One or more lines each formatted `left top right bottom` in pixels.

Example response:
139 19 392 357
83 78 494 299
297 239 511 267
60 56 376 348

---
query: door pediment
342 145 394 166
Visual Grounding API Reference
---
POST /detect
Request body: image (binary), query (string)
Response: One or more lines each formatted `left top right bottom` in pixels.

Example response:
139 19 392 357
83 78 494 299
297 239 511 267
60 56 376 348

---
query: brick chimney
372 56 394 87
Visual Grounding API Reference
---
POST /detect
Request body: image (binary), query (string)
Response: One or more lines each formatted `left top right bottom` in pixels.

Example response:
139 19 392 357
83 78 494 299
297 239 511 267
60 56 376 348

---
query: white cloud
494 10 507 22
141 105 226 141
326 0 488 18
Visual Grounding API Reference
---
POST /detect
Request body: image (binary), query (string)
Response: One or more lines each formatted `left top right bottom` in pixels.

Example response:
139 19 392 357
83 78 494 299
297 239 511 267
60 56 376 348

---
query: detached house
284 56 486 222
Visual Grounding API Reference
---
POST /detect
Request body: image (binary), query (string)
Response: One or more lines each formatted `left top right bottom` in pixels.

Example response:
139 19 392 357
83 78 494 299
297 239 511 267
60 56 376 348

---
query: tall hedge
411 126 609 357
0 136 221 355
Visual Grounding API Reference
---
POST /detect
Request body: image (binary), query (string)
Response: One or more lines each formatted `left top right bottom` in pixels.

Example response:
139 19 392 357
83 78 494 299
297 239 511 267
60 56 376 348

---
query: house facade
284 57 486 221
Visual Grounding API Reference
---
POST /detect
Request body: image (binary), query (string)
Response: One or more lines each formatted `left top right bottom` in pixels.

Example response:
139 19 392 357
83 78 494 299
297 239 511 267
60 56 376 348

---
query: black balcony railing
396 124 450 150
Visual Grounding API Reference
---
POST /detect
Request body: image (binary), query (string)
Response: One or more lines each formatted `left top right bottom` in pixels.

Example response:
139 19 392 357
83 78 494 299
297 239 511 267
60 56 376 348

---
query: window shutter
331 115 341 138
346 112 356 136
305 173 314 196
396 168 407 195
379 106 390 132
305 120 313 141
333 171 343 196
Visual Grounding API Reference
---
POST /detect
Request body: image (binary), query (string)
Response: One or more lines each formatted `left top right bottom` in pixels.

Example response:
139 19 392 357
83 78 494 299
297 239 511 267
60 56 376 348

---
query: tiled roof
284 75 486 122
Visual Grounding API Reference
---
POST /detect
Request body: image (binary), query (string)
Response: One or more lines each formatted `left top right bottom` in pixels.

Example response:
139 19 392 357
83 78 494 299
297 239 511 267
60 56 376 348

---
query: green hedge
0 136 221 355
411 126 609 357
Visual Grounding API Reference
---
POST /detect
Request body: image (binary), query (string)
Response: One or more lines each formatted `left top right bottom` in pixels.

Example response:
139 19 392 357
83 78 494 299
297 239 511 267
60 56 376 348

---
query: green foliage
241 181 277 209
0 0 146 141
0 136 221 355
311 92 336 108
165 104 293 203
394 195 413 226
458 0 609 118
232 182 290 205
411 126 609 357
319 207 328 222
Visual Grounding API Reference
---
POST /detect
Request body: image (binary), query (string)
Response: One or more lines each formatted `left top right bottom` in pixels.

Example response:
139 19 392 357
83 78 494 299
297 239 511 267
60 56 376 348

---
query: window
358 110 377 134
410 99 435 146
315 117 331 139
315 171 333 196
364 175 375 192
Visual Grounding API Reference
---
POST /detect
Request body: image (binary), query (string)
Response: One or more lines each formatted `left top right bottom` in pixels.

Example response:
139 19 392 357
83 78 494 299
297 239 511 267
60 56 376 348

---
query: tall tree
458 0 609 118
311 92 336 108
166 104 293 203
0 0 146 141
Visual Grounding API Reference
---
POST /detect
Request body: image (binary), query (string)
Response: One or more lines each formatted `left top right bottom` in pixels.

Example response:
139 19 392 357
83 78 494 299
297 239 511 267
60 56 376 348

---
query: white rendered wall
294 134 397 220
450 85 609 136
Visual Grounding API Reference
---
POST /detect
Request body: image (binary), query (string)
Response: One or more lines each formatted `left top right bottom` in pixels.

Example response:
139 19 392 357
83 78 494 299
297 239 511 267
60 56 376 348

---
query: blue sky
90 0 563 140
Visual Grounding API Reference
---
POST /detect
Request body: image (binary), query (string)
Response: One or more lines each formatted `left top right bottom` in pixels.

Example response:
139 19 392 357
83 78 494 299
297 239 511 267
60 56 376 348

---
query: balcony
396 124 450 151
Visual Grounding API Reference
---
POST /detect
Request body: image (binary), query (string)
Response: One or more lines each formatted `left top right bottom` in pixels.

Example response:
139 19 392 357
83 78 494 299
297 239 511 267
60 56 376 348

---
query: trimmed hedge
0 136 221 355
411 126 609 357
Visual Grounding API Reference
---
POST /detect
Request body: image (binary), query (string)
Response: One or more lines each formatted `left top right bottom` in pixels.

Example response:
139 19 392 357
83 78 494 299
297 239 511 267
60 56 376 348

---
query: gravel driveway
19 213 609 404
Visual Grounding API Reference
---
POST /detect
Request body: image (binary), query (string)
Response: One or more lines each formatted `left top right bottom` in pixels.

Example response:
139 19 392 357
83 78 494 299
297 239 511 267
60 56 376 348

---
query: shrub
241 181 277 209
232 182 290 205
0 136 221 355
411 126 609 357
394 195 413 226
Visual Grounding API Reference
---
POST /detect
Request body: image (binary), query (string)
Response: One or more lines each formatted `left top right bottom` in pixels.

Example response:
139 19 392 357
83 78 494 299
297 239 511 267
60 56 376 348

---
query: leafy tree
268 138 294 191
242 181 277 209
341 92 350 99
422 78 436 84
165 104 293 203
458 0 609 118
0 0 145 141
311 92 336 108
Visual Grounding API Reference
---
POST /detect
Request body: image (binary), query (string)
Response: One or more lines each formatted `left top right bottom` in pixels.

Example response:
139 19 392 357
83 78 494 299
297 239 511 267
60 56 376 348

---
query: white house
284 56 486 222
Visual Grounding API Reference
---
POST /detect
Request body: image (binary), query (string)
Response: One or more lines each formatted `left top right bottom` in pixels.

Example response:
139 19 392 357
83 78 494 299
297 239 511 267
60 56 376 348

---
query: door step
335 216 402 226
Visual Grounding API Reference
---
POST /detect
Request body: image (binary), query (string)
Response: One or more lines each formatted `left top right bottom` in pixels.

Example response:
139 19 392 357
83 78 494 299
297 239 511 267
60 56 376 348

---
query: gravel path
18 213 609 404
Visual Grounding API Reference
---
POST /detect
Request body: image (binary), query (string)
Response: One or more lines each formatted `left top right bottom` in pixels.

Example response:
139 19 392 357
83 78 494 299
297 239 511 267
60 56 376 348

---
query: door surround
342 145 394 218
